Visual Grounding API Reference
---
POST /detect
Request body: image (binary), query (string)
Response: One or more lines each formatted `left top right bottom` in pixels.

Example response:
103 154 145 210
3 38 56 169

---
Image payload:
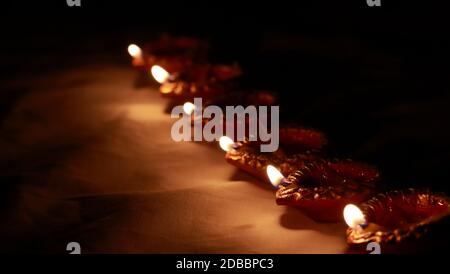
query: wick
272 178 290 190
356 222 368 232
231 143 240 150
279 178 291 188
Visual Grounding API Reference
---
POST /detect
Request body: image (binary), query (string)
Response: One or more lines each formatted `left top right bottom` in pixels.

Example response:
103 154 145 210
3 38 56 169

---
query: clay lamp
269 160 380 222
218 128 327 183
344 189 450 253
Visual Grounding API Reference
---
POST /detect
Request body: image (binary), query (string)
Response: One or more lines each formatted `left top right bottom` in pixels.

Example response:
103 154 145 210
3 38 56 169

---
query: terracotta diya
219 127 328 183
344 189 450 253
269 159 380 222
158 63 242 101
181 90 278 130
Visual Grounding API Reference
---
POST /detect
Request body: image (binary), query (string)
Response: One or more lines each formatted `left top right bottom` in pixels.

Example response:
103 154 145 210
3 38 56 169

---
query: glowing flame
127 44 142 58
151 65 170 84
266 165 285 188
219 136 235 152
183 102 196 115
343 204 366 229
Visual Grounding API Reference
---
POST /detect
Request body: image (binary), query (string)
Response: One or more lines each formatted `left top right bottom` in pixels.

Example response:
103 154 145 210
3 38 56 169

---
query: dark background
1 1 450 194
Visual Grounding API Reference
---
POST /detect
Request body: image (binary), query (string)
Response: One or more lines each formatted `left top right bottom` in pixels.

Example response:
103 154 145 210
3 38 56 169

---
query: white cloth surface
0 64 346 253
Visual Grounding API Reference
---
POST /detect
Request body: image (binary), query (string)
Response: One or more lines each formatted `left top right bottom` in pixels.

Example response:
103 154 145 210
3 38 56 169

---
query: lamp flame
266 165 285 188
183 102 196 115
151 65 170 84
343 204 366 229
127 44 142 58
219 136 235 152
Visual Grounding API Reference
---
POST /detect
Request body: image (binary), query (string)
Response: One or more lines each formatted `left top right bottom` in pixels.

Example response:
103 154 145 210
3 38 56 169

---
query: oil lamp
128 43 146 68
270 161 379 222
345 189 450 253
219 137 287 182
218 128 328 184
158 63 242 100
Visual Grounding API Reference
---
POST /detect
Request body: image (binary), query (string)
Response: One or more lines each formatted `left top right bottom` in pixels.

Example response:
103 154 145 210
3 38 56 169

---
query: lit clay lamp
127 45 174 88
182 90 277 114
344 189 450 253
181 103 262 146
220 136 288 180
180 90 278 134
127 43 191 73
157 63 242 101
218 127 327 183
268 160 379 222
128 44 147 69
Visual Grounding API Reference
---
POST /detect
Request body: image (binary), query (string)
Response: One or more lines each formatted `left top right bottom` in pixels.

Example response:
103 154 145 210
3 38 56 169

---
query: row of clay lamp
128 35 450 253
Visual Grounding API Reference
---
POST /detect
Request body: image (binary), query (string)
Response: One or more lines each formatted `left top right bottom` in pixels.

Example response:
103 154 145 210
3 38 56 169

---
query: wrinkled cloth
0 64 346 253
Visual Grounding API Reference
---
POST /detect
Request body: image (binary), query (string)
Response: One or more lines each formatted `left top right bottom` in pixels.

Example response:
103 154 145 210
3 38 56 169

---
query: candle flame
183 102 196 115
343 204 366 229
127 44 142 58
151 65 170 84
266 165 285 188
219 136 235 152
